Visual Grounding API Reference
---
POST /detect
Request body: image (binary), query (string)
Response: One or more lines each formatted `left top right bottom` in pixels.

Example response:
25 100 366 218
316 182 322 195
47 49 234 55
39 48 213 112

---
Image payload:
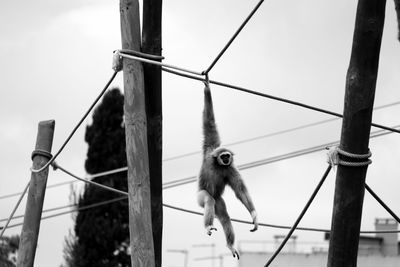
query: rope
326 146 372 167
117 51 203 77
0 181 30 238
162 67 400 135
52 162 129 196
365 183 400 224
118 49 165 60
203 0 266 74
30 71 119 174
31 149 52 161
264 165 332 267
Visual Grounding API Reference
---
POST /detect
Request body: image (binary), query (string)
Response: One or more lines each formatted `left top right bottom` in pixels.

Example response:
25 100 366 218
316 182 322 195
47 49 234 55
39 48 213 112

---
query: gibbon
197 81 258 259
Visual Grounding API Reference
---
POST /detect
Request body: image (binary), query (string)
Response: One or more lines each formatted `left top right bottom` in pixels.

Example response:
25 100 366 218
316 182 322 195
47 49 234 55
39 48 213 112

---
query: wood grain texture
142 1 163 266
120 0 155 266
327 0 386 266
17 120 55 267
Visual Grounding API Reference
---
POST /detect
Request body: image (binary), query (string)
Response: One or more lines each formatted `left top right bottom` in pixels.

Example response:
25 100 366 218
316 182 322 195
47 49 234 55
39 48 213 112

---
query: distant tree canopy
0 235 19 267
64 88 130 267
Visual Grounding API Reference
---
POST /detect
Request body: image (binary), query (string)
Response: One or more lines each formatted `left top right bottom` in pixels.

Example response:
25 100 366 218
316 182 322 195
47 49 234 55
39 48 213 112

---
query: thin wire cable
164 100 400 162
203 0 266 74
265 165 332 267
30 71 119 174
1 196 128 230
162 67 400 134
0 181 30 238
118 52 203 77
2 123 399 201
0 203 76 223
3 194 399 234
365 183 400 224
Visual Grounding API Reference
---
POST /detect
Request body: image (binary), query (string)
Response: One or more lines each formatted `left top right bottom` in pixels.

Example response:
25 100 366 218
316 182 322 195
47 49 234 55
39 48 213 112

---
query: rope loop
326 146 372 167
116 49 164 61
31 149 53 161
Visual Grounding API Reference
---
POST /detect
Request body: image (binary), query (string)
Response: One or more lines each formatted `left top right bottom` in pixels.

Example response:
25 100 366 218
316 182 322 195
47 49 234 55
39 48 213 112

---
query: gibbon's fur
197 82 258 259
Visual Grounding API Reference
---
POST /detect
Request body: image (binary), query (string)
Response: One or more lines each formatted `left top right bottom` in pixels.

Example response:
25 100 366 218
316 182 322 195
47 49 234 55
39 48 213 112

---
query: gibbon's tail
203 83 221 154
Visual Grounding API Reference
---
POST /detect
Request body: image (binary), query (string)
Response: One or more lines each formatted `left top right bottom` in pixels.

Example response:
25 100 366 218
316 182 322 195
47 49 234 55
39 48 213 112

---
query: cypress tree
64 88 130 267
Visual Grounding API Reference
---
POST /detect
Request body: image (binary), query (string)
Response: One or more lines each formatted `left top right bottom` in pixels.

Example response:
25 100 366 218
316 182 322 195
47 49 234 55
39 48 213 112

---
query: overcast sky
1 0 400 266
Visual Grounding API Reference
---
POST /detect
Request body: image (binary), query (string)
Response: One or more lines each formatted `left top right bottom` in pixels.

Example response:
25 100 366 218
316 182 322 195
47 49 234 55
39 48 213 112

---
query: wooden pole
327 0 386 266
17 120 55 267
142 1 163 266
120 0 155 266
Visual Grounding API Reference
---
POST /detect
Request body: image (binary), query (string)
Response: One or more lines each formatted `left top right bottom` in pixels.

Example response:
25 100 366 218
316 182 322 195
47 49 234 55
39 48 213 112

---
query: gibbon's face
217 151 233 166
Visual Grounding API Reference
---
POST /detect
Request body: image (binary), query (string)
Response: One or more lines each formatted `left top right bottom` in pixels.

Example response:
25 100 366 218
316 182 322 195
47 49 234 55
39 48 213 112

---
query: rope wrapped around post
326 146 372 167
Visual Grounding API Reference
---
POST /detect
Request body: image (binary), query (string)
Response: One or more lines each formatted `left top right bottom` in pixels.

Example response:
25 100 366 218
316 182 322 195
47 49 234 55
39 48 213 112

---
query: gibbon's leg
228 170 258 232
197 190 217 235
215 197 240 259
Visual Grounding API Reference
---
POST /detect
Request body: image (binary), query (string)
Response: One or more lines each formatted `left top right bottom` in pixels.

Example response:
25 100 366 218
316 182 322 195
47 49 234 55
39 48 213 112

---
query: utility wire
0 203 76 223
1 196 127 230
30 71 119 174
161 99 400 162
203 0 266 74
265 165 332 267
1 123 399 201
3 194 400 234
162 67 400 134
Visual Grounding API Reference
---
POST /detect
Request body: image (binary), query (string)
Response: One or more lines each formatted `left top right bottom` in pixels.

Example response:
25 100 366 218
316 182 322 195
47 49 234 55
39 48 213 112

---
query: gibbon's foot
228 245 240 260
206 225 217 236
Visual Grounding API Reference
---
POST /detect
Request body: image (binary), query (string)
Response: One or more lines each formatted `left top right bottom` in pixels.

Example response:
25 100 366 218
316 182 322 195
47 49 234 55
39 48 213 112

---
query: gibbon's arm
395 0 400 41
203 83 221 154
228 172 258 232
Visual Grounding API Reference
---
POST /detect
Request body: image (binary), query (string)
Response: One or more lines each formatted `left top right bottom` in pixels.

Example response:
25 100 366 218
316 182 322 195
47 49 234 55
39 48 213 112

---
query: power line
1 123 399 201
162 99 400 162
3 194 400 234
1 196 127 230
162 67 400 134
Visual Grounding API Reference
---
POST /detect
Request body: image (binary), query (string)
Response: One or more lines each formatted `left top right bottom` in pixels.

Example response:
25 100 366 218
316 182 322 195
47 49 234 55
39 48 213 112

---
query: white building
238 218 400 267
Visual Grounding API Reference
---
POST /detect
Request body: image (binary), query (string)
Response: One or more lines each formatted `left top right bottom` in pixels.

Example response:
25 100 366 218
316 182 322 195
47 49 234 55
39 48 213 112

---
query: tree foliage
63 88 130 267
0 235 19 267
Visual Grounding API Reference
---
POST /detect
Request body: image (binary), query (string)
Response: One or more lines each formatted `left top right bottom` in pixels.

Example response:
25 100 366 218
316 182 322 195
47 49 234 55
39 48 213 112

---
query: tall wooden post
142 1 163 266
17 120 55 267
120 0 155 266
327 0 386 266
